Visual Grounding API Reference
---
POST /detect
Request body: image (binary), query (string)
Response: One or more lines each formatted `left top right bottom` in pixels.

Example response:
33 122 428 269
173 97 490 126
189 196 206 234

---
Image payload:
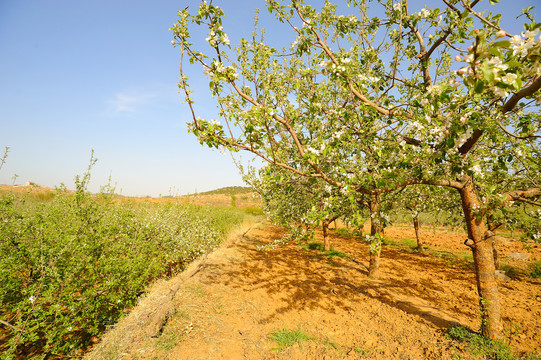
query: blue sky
0 0 535 196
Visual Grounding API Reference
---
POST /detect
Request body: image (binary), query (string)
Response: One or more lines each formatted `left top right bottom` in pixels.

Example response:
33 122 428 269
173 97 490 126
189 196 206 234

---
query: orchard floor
88 222 541 360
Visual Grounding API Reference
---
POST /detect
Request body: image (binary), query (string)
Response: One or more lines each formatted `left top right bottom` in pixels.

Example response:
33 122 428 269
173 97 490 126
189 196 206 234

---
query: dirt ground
86 221 540 360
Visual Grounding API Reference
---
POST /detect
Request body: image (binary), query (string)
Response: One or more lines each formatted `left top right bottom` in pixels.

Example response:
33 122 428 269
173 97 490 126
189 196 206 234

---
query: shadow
199 224 476 329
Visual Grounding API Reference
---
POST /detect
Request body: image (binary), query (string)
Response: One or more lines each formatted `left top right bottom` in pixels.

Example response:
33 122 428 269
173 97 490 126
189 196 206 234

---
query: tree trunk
322 220 331 252
459 176 502 339
413 215 424 251
368 195 382 279
492 238 500 270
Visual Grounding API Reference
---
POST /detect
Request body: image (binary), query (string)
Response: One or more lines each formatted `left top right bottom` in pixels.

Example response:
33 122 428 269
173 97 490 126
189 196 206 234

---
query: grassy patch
446 326 516 360
385 237 419 250
527 260 541 278
299 242 348 259
300 242 324 251
325 249 348 259
268 328 314 351
333 228 363 239
426 248 473 267
499 265 522 279
242 206 264 216
156 330 181 351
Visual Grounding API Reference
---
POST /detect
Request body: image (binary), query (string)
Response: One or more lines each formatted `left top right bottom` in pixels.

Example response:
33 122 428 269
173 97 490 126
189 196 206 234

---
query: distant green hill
199 186 254 196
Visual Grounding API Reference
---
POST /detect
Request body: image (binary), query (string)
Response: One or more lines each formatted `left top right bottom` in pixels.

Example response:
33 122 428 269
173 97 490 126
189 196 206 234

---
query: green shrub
528 261 541 278
446 326 516 360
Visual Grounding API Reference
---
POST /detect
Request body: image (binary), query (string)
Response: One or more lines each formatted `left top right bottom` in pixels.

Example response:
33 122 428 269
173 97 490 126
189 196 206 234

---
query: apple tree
172 0 541 338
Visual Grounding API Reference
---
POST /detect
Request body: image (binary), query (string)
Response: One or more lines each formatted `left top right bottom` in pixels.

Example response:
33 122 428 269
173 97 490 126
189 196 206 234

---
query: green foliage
446 326 516 360
0 177 244 358
268 328 314 351
527 260 541 278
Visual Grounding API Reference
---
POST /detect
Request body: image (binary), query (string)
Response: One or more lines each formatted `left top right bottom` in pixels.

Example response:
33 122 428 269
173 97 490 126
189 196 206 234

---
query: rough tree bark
368 194 382 279
459 176 502 339
413 215 423 251
322 220 331 252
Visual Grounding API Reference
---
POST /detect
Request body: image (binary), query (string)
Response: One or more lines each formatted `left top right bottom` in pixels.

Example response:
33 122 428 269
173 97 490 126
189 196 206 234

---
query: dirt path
87 222 541 359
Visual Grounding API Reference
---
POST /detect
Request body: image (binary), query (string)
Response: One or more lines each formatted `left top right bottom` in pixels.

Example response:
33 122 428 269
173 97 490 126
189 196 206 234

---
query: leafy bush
0 179 244 358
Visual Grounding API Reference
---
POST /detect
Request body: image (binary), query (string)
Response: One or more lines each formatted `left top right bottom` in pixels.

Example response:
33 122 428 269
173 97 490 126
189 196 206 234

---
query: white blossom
205 30 217 47
492 86 509 98
511 35 535 57
502 73 517 85
222 34 230 45
470 164 483 177
418 8 430 18
463 54 474 63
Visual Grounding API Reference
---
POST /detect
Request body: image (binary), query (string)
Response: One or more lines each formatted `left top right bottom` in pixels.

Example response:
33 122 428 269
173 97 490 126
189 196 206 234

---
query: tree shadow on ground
199 224 477 329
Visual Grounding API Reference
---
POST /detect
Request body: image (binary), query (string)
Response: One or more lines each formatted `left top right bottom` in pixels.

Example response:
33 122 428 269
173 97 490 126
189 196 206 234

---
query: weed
156 330 181 351
268 328 314 351
188 285 206 298
322 336 338 349
446 326 516 360
527 261 541 278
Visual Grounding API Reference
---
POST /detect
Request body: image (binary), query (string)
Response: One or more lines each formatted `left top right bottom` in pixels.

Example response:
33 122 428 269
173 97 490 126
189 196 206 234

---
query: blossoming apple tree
172 0 541 338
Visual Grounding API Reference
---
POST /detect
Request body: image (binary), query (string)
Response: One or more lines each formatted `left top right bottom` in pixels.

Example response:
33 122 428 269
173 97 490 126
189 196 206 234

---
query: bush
0 184 244 358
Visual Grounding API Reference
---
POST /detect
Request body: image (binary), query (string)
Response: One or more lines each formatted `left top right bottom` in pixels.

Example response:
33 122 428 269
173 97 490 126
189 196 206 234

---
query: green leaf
480 64 494 83
488 47 501 57
492 40 510 48
474 80 485 94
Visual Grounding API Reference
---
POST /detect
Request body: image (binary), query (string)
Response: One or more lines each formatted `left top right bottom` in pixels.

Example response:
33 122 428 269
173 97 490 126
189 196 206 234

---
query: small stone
494 270 510 281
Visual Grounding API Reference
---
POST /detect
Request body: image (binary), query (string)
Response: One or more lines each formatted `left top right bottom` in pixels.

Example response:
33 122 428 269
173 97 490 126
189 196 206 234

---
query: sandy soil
87 222 541 360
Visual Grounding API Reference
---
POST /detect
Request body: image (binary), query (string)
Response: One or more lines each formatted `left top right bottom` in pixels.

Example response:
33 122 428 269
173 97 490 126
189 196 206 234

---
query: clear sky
0 0 535 196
